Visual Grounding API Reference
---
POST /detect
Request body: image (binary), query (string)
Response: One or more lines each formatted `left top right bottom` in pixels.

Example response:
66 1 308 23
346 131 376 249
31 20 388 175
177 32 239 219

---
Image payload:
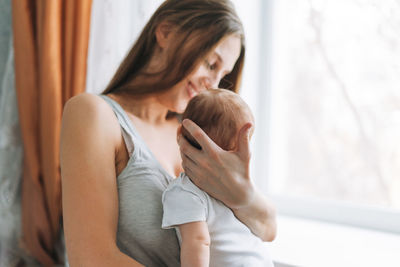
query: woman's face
158 34 242 114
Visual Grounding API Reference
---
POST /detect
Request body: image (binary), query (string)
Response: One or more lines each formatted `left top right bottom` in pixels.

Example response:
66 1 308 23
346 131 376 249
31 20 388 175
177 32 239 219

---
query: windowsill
264 215 400 267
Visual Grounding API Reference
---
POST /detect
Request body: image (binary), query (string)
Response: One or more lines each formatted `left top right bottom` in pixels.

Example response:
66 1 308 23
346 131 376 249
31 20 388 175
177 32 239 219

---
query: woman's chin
175 106 186 114
169 102 188 114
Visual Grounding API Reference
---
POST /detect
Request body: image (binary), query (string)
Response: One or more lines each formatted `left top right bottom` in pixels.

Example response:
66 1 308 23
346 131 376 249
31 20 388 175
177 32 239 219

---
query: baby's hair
182 88 253 151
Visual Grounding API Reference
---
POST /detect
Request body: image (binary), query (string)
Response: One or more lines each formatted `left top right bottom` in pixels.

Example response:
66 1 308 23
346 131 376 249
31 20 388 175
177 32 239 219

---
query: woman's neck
108 92 170 125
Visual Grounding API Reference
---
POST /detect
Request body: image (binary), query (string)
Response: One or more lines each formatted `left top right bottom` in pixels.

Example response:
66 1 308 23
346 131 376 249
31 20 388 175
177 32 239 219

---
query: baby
162 89 274 267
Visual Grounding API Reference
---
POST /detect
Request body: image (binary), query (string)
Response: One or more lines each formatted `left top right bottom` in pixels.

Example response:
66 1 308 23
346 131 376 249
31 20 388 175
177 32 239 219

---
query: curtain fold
11 0 92 265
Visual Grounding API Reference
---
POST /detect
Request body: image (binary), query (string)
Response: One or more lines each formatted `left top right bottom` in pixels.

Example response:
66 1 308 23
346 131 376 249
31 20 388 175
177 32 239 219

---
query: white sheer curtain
86 0 163 95
0 39 26 267
0 0 25 266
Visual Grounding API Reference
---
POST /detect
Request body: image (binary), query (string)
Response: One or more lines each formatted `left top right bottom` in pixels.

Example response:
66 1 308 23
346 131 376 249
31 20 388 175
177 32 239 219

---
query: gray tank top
100 95 180 267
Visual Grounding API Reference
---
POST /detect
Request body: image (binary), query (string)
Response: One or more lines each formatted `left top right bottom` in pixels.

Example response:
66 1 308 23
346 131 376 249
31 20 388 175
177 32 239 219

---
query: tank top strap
99 94 140 156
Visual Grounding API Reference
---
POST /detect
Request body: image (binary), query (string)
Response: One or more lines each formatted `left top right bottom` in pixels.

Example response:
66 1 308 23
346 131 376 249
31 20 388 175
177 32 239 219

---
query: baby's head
181 88 254 150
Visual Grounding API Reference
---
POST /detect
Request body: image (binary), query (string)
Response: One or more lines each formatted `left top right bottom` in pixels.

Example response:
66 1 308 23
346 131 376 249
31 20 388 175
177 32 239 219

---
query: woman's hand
178 119 253 208
178 119 277 241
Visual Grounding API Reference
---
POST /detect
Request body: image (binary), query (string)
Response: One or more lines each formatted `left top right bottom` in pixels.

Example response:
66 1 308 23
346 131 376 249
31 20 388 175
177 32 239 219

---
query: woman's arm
60 94 144 267
177 119 277 242
179 222 210 267
231 189 277 242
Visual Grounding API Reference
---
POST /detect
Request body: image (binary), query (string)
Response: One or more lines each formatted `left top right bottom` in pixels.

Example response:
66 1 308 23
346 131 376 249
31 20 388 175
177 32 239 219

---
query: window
245 0 400 233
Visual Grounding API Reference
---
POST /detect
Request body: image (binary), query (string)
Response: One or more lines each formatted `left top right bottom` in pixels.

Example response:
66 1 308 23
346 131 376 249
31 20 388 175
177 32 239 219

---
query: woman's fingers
181 151 197 172
182 119 220 154
183 152 214 189
236 122 252 163
178 131 203 164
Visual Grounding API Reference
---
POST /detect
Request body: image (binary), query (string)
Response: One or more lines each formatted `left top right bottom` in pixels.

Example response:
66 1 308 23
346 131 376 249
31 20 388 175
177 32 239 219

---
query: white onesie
162 173 274 267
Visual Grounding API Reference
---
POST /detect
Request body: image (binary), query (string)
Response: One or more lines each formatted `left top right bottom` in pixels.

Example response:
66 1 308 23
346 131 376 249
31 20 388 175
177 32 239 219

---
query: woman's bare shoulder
61 93 121 146
64 93 110 117
63 93 117 126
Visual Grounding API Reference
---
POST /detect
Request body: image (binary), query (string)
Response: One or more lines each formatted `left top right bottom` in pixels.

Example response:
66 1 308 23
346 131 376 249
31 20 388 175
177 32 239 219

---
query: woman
60 0 276 266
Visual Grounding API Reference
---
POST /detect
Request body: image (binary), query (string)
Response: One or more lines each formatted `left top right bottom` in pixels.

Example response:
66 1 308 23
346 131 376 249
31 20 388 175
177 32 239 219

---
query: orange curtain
12 0 92 265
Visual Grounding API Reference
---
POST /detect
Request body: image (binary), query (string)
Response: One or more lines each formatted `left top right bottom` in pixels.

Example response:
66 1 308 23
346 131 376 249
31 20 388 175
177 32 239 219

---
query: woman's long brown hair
102 0 245 95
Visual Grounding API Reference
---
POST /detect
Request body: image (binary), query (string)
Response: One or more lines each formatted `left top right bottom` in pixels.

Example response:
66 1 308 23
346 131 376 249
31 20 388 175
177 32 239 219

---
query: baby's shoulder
164 173 208 202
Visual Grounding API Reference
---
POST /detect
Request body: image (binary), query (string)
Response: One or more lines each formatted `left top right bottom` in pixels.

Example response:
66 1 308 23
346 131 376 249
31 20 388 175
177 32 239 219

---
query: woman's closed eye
205 59 217 71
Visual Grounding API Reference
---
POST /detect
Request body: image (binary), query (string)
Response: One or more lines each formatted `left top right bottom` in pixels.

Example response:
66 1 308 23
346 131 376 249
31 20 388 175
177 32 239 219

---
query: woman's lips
187 81 199 98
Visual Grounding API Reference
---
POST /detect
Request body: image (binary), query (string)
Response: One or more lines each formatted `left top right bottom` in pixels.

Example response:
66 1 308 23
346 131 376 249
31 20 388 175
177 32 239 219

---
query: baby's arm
162 175 210 266
179 221 210 267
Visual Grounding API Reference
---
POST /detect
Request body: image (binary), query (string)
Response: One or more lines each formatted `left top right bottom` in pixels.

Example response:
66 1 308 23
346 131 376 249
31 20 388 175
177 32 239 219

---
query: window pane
268 0 400 210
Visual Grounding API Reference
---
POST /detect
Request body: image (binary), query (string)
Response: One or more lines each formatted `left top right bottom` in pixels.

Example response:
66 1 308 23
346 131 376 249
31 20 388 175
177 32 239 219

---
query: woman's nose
204 74 221 90
204 79 217 90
